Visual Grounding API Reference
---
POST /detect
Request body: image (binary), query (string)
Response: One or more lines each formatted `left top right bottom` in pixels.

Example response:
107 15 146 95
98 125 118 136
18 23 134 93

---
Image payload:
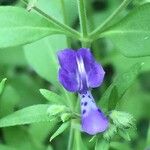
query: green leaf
40 89 65 104
0 104 54 127
37 0 78 26
108 86 118 111
0 47 27 66
99 63 143 110
24 35 67 85
0 85 20 118
50 121 70 141
47 104 68 117
101 4 150 57
0 78 7 95
29 122 57 145
0 6 62 48
61 113 71 122
3 126 38 150
23 0 67 84
118 129 131 141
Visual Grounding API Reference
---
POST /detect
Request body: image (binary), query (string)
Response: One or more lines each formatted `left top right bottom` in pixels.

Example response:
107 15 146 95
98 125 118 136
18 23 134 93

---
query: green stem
81 41 91 48
60 0 71 47
21 0 80 40
67 122 74 150
77 0 88 38
74 130 81 150
90 0 132 39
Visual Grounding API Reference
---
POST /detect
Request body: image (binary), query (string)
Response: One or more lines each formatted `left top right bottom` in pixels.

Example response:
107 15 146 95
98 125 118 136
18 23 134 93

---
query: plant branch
21 0 80 39
90 0 132 39
77 0 88 38
60 0 71 47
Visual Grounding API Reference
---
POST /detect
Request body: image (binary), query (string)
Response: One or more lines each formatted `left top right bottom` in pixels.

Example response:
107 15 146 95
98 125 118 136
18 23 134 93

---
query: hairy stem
90 0 132 39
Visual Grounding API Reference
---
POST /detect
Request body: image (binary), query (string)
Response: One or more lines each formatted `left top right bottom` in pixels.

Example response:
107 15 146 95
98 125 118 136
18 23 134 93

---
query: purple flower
57 48 108 135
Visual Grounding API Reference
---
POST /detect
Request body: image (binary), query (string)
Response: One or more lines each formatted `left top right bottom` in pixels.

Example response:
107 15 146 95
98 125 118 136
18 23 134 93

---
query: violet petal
87 62 105 88
80 91 108 135
77 48 105 88
82 108 108 135
57 49 77 72
58 68 79 92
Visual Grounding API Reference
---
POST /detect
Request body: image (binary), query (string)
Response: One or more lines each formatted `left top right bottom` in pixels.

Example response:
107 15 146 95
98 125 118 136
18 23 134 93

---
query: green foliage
101 4 150 57
0 6 63 48
47 104 68 117
0 104 53 127
61 113 72 122
40 89 65 104
24 35 67 84
99 63 143 110
50 121 70 141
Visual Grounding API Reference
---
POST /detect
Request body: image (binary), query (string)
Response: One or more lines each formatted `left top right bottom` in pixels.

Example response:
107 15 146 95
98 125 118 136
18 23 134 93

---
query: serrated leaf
101 4 150 57
50 121 70 141
0 104 54 127
0 78 7 95
0 6 63 48
40 89 65 104
99 63 143 110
